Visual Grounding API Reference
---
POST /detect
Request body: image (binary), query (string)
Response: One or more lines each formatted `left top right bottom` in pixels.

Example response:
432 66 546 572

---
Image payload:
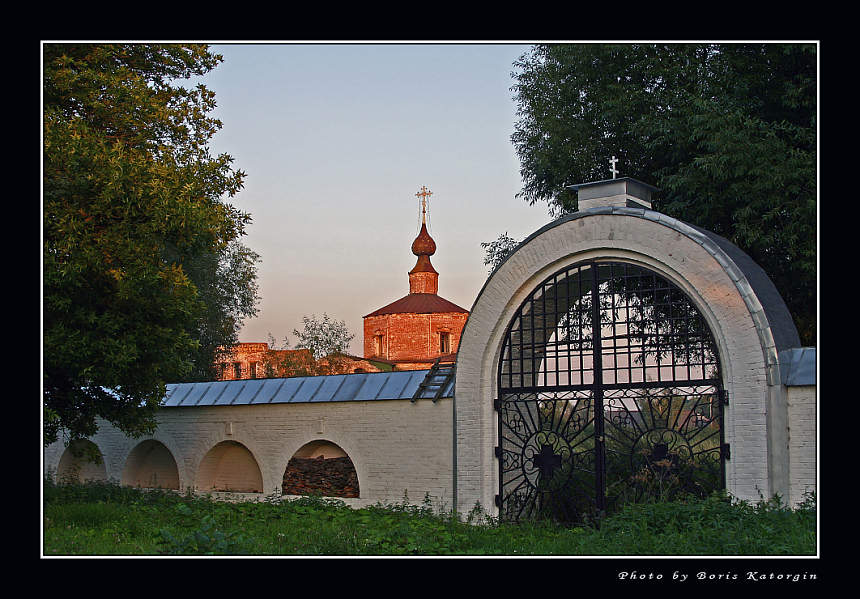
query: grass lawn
42 480 816 556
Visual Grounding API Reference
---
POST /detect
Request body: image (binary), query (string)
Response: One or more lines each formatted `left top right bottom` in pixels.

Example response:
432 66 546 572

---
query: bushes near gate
42 478 815 556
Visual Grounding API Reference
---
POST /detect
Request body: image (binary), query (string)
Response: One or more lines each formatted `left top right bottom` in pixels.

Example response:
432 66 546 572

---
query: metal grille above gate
496 260 725 524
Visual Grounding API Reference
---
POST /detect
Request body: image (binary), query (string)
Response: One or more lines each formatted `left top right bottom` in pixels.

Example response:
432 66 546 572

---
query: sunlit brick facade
214 343 312 381
214 343 384 381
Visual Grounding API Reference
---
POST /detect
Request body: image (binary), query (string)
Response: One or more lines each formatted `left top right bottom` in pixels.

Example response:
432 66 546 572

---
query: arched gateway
454 177 814 522
496 259 725 522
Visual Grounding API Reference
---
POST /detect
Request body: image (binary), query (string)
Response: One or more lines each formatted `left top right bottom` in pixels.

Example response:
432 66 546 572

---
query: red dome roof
411 223 436 256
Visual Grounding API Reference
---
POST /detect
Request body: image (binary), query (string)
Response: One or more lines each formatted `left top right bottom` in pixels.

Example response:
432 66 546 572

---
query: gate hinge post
494 446 502 459
494 494 501 508
493 398 501 412
720 389 729 405
721 443 731 460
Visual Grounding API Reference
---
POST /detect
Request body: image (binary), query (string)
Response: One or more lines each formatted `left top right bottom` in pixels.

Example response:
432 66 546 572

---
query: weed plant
42 477 816 556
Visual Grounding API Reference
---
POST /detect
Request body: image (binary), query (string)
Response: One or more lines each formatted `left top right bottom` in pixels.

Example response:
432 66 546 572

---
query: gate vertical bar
590 262 606 514
497 394 503 517
719 389 727 489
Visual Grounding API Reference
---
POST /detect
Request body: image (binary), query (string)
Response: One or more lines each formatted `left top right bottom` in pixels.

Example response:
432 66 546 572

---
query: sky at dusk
196 43 557 355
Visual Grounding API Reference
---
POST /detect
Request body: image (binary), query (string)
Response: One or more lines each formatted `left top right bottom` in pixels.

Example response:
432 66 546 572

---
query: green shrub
43 482 816 556
158 513 245 555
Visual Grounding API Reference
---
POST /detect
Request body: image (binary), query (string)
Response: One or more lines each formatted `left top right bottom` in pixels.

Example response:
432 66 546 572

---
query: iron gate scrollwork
497 261 725 524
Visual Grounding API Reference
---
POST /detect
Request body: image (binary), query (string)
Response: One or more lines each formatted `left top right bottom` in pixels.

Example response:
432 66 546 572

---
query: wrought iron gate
496 261 726 524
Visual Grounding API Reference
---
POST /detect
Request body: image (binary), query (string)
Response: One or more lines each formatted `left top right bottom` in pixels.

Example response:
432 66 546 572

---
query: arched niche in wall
122 439 180 490
56 439 108 484
282 440 359 498
195 440 264 493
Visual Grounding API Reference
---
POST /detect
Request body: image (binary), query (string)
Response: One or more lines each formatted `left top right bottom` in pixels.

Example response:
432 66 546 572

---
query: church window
233 362 242 379
249 362 259 379
440 332 451 354
375 335 384 356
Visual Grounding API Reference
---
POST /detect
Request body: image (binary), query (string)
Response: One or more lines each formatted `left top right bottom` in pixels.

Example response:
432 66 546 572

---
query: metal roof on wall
161 368 454 408
779 347 817 386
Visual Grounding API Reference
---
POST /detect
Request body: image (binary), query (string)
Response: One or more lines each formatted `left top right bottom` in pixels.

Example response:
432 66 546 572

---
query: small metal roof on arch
161 368 453 408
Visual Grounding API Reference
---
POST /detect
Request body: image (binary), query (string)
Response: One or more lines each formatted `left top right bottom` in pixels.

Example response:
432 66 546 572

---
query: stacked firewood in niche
282 456 359 498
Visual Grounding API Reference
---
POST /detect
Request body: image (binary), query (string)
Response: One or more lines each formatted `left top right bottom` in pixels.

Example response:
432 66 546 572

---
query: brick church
363 186 469 370
215 186 468 379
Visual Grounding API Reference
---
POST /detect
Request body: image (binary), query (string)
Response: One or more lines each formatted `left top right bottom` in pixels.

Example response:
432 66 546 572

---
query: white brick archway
454 207 807 515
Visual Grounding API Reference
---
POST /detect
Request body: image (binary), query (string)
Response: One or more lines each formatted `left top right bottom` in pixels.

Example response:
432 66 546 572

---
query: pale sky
197 43 554 354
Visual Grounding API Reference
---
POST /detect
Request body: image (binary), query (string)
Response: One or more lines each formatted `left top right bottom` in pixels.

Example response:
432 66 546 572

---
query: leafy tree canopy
291 313 356 361
480 232 521 274
261 315 357 377
509 43 816 345
183 241 261 382
44 44 259 449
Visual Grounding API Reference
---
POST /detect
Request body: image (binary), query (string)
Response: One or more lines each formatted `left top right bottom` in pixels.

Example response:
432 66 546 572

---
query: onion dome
411 223 437 256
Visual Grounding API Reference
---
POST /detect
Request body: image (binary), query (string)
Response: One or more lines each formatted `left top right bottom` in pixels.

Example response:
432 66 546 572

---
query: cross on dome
416 185 432 224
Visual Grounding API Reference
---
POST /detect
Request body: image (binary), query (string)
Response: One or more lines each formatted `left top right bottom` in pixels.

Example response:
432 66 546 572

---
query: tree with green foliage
480 231 521 274
508 43 816 345
291 313 356 360
261 314 357 377
183 241 261 382
43 44 259 449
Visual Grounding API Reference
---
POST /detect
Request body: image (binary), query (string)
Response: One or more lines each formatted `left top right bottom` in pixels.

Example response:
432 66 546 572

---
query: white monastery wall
44 397 454 510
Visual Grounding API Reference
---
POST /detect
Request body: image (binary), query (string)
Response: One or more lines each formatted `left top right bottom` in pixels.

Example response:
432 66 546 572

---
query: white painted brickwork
44 397 454 510
787 386 816 506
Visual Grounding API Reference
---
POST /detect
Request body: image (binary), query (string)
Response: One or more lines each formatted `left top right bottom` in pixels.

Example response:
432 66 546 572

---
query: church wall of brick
215 342 269 380
216 343 379 379
409 271 438 294
364 312 468 364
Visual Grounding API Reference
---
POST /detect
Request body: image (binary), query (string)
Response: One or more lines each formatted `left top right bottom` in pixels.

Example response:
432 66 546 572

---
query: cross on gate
534 444 562 478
